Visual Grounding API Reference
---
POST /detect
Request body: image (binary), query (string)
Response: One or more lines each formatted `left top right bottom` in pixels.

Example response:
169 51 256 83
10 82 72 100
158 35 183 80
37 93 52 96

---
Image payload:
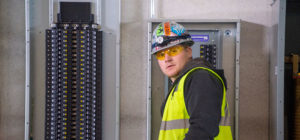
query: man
152 21 232 140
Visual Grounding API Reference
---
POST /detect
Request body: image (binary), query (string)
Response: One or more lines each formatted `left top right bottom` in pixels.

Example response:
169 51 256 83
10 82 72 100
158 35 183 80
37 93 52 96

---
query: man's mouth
167 64 175 69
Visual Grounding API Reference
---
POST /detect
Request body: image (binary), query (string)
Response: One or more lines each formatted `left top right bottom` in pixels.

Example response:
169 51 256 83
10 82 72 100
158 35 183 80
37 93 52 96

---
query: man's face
156 45 192 82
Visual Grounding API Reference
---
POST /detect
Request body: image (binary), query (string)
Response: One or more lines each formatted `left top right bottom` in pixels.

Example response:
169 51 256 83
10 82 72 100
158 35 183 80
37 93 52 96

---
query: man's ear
186 47 193 58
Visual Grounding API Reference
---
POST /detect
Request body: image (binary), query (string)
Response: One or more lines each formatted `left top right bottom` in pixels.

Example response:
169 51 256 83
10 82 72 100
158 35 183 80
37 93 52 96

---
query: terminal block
45 2 102 140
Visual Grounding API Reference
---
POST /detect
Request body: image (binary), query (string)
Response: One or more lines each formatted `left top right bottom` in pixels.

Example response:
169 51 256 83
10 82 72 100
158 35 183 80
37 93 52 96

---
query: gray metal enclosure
149 19 240 140
270 0 286 140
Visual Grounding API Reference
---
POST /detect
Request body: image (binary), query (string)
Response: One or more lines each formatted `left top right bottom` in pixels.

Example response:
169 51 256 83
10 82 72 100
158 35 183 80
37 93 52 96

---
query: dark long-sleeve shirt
183 70 223 140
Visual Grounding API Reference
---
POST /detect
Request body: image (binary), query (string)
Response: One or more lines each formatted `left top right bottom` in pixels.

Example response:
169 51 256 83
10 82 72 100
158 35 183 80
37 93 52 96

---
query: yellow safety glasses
155 45 184 60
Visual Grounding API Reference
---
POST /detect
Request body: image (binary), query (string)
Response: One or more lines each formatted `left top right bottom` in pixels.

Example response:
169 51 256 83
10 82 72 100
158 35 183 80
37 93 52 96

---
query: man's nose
164 53 172 62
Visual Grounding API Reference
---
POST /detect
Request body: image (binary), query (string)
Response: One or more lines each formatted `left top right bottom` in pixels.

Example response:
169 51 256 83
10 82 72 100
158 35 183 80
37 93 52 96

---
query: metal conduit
116 0 121 139
25 0 31 139
147 1 155 140
146 23 152 140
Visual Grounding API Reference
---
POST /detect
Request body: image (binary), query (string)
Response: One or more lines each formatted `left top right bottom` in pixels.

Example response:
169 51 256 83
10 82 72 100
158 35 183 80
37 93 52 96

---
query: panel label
191 35 209 42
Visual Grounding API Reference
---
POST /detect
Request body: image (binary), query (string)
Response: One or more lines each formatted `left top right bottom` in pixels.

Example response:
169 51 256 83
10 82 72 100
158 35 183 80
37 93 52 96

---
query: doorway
284 0 300 139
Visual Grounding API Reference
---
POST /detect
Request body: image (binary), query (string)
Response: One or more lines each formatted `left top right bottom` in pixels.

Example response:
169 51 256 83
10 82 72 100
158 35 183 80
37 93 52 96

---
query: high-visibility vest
158 67 233 140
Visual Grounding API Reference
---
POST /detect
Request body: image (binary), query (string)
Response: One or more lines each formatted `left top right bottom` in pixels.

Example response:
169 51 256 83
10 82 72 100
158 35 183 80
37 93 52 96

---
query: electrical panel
189 30 222 69
150 21 240 140
45 2 102 140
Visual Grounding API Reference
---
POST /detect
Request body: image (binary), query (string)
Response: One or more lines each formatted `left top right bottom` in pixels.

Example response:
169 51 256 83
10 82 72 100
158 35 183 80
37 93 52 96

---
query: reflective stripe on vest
158 67 233 140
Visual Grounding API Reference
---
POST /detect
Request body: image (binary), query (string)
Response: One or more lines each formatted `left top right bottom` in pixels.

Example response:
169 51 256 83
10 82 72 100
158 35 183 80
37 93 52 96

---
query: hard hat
151 21 194 54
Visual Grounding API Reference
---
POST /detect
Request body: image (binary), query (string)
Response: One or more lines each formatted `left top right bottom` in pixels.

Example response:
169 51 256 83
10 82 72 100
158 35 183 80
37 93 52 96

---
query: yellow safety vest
158 67 233 140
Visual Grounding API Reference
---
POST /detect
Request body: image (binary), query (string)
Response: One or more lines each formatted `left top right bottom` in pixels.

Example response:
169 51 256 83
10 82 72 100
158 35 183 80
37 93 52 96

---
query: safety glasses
155 45 184 60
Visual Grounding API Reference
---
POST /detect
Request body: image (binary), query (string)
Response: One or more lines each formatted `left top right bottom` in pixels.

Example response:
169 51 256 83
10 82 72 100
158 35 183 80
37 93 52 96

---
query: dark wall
285 0 300 55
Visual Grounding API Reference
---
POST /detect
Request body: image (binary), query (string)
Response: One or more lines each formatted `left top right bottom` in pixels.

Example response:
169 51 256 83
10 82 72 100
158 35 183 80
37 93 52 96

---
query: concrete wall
0 0 25 139
121 0 273 140
120 0 149 139
0 0 280 140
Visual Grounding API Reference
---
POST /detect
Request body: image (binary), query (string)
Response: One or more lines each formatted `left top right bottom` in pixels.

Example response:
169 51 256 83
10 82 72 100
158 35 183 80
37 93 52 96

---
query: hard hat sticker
156 36 164 44
171 24 185 36
164 22 171 36
156 24 164 37
155 46 161 51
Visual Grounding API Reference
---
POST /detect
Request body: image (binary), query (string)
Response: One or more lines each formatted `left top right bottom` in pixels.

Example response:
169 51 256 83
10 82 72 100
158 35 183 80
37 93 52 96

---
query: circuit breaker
189 30 222 69
45 2 102 140
200 44 217 67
